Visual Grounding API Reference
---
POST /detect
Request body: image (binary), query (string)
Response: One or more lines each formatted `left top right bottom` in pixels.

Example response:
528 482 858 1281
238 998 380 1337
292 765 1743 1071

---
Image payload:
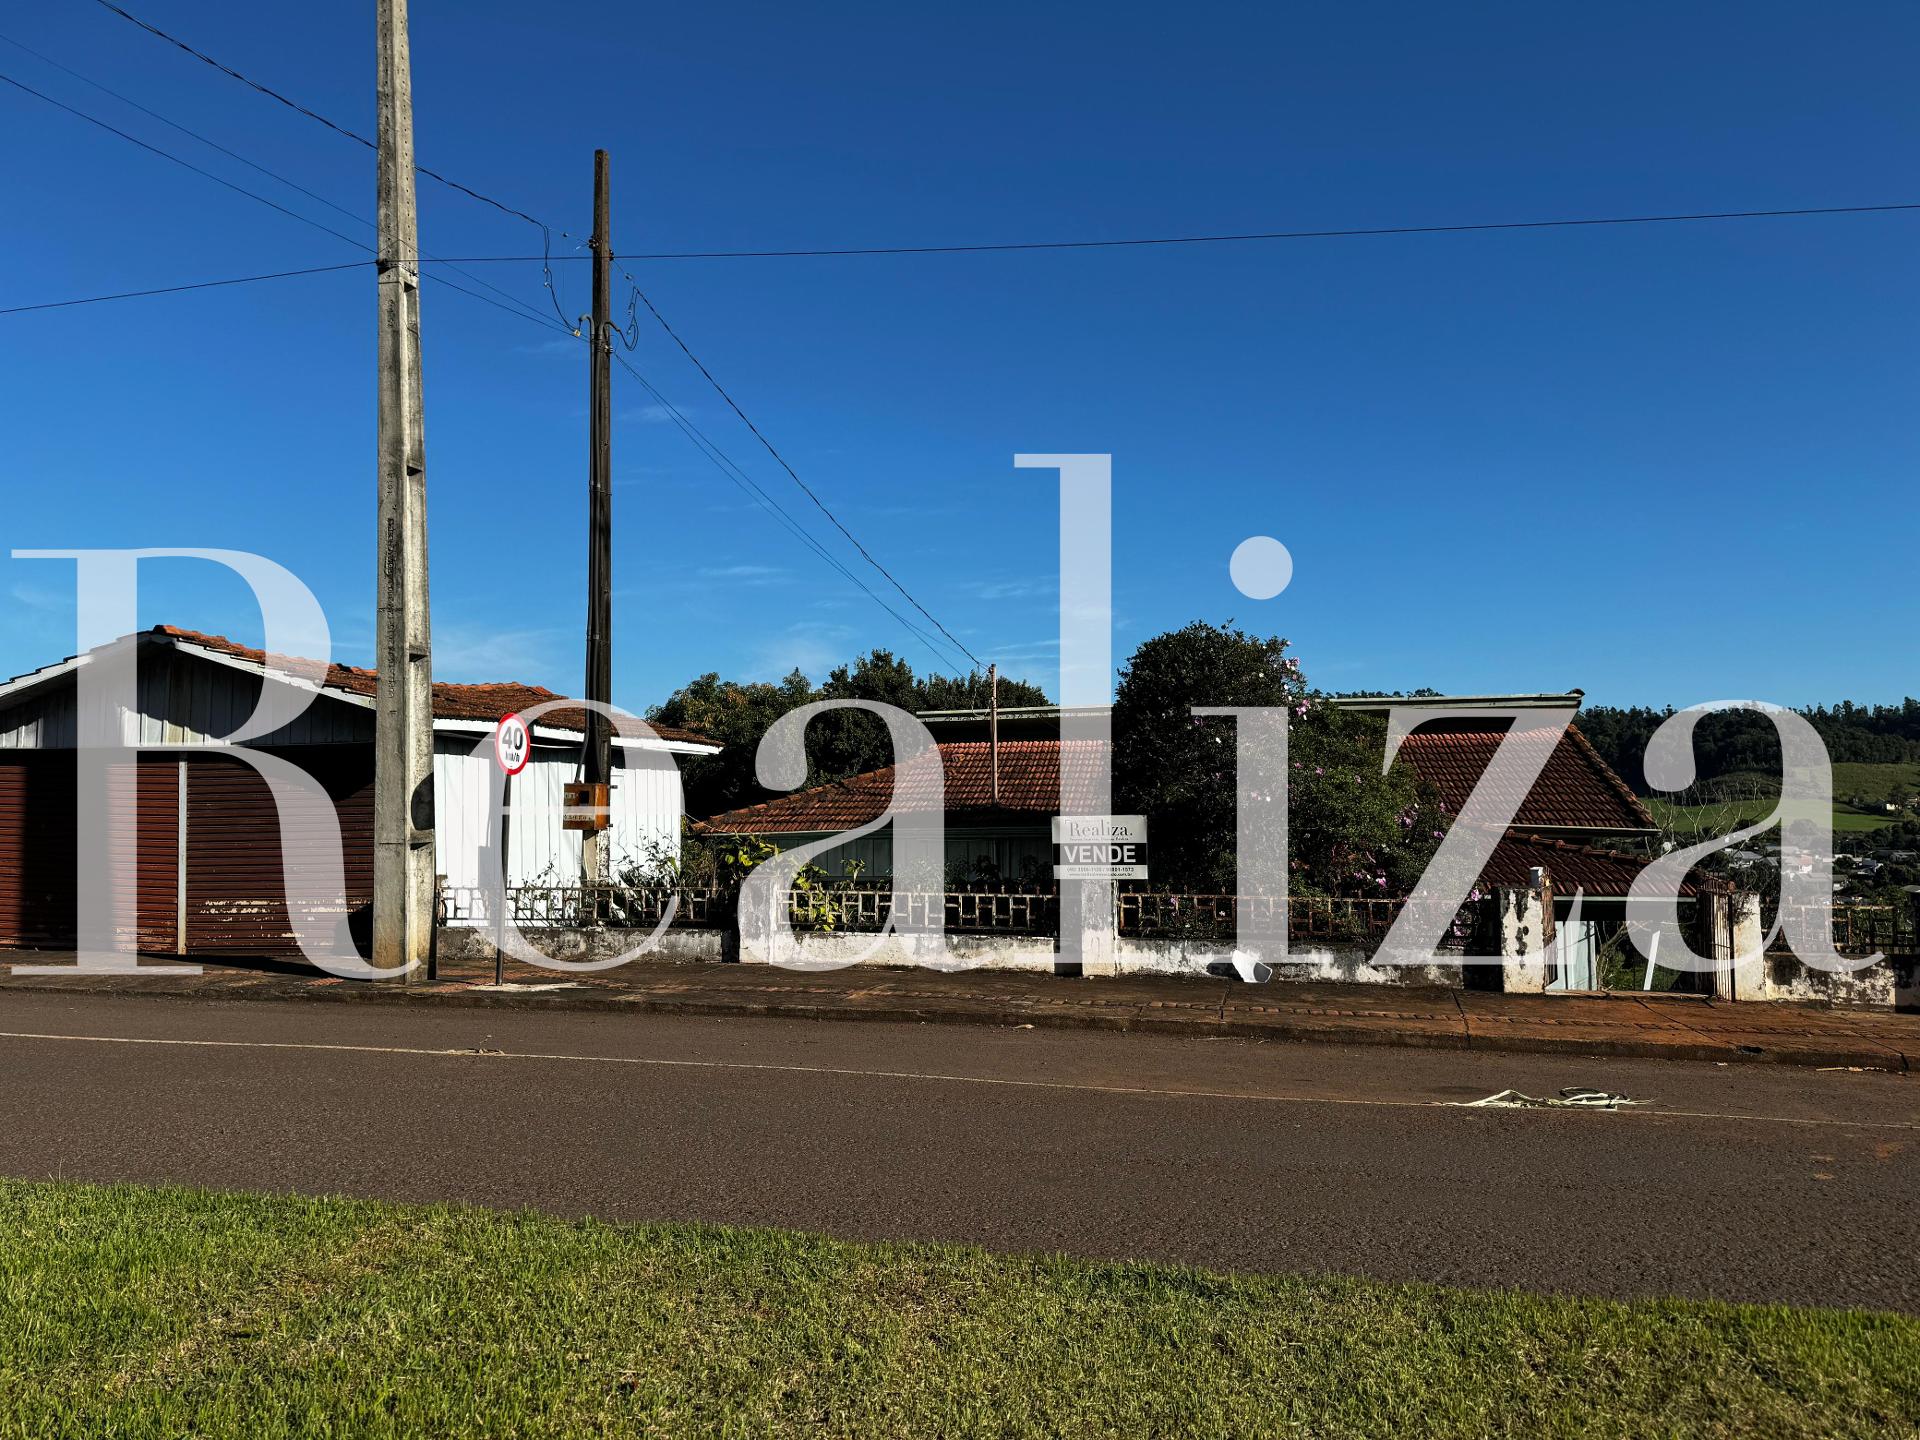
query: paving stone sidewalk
1 949 1914 1072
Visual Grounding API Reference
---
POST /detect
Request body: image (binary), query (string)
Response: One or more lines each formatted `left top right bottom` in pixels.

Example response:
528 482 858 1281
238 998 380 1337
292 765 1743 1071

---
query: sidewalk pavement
1 949 1914 1072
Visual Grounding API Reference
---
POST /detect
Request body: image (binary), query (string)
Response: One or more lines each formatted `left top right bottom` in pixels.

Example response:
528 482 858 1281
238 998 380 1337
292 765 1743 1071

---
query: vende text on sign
1051 814 1149 880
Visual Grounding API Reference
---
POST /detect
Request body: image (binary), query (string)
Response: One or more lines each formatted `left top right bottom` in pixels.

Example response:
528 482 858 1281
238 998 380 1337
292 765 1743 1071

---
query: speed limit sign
494 713 531 775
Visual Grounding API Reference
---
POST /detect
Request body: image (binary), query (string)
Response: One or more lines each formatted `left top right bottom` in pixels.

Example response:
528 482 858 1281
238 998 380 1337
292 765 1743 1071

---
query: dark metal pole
582 148 613 881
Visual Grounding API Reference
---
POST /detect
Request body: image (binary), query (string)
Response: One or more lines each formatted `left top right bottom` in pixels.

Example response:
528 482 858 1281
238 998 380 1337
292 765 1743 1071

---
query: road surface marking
0 1028 1912 1132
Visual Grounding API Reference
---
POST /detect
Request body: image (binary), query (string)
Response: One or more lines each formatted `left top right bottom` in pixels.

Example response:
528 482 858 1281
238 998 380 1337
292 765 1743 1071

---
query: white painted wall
432 737 684 897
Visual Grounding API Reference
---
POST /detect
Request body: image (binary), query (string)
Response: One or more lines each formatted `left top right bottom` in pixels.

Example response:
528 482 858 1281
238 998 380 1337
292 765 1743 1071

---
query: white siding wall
432 737 685 895
0 653 371 749
0 688 73 748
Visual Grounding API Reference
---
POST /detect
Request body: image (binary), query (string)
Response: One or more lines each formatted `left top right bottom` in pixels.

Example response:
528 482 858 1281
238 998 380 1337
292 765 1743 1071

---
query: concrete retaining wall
434 925 1459 985
1763 953 1915 1010
438 926 728 967
435 922 1909 1005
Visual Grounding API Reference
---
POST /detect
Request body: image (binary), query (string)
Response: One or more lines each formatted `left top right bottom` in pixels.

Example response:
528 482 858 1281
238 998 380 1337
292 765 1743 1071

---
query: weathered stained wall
434 923 1442 982
1762 954 1907 1008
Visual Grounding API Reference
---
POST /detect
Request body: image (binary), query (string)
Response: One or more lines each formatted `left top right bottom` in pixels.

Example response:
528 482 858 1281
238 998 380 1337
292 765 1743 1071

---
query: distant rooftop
1326 691 1585 712
916 694 1587 728
916 705 1108 724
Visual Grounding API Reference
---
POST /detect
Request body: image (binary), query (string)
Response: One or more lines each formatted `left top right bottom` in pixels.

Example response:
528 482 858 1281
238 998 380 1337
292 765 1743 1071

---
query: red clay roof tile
151 626 714 747
1393 722 1654 832
696 740 1104 833
701 720 1655 839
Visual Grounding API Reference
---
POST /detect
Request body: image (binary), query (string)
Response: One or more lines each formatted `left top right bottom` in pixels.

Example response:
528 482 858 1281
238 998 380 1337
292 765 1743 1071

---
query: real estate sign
1052 815 1149 880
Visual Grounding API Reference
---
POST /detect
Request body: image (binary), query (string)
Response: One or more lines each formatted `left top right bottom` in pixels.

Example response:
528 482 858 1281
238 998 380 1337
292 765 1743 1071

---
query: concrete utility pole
581 148 614 883
372 0 435 980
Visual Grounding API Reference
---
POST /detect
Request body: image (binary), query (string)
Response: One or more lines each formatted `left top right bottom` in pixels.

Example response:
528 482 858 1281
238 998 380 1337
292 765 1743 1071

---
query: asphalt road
1 991 1915 1312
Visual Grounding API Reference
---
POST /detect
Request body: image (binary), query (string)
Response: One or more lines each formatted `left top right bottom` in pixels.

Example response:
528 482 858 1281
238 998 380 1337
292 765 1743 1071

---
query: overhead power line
47 5 1008 675
64 1 1920 681
0 261 367 316
0 65 568 333
0 68 366 249
86 0 581 323
607 347 972 674
3 49 976 674
613 265 985 671
81 0 1920 273
88 0 551 234
602 203 1920 259
389 200 1920 263
0 30 557 329
2 30 359 234
356 201 1920 264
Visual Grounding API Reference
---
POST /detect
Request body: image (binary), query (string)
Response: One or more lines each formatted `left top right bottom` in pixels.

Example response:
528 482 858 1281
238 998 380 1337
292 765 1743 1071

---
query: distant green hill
1578 700 1920 796
1644 760 1920 839
1831 760 1920 810
1646 797 1895 839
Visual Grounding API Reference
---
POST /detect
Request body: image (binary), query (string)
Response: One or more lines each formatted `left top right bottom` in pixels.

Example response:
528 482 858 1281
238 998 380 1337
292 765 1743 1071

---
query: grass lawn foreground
0 1179 1914 1438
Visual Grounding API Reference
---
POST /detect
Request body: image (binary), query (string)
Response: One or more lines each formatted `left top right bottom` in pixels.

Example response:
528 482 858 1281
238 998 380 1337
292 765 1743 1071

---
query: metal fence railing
440 884 720 930
439 884 1919 960
1115 892 1423 945
807 888 1061 935
1764 903 1916 957
440 883 1471 947
438 884 1060 935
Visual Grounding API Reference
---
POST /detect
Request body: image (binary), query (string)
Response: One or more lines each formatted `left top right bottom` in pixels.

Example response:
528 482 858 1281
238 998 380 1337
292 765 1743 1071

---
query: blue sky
2 1 1915 712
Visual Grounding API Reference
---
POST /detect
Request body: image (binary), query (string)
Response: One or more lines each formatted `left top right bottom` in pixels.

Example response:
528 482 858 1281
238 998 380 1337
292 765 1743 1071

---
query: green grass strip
0 1178 1914 1438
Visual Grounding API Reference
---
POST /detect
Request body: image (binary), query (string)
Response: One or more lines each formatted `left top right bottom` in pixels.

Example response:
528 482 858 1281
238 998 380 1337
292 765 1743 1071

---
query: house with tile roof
702 699 1658 885
698 695 1675 988
0 627 718 957
1327 698 1665 902
697 738 1106 886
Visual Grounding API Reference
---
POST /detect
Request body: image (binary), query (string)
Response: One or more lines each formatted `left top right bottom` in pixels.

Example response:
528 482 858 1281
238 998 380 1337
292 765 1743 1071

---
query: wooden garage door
184 748 374 957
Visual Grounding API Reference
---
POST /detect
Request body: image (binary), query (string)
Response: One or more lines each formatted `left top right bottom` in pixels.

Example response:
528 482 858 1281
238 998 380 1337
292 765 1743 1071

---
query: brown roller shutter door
184 748 374 957
0 753 78 949
0 754 176 952
0 748 372 959
108 757 181 953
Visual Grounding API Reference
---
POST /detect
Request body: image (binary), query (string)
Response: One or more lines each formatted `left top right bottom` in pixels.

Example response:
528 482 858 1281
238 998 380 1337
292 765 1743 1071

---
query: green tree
648 669 816 818
811 650 923 782
812 651 1052 781
1113 621 1438 895
917 670 1050 712
651 652 1052 818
